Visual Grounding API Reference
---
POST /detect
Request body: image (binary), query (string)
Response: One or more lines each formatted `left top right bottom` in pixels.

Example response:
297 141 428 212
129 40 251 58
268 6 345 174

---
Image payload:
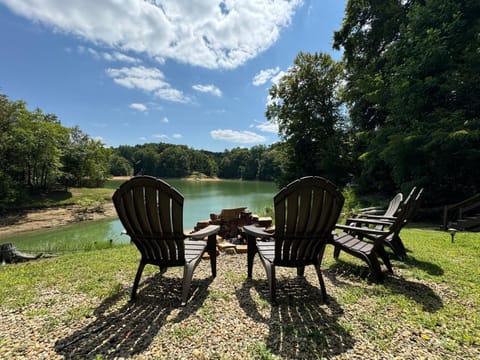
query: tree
335 0 480 204
266 52 349 187
157 146 191 178
333 0 407 193
109 154 134 176
61 127 111 187
381 0 480 203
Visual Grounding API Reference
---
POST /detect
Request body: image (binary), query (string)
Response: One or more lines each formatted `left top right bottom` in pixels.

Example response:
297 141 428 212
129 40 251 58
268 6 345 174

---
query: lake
3 179 278 253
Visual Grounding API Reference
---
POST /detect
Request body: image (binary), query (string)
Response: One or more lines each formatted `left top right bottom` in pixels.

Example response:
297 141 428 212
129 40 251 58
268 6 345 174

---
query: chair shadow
55 273 212 359
326 262 443 312
399 255 444 276
236 276 354 359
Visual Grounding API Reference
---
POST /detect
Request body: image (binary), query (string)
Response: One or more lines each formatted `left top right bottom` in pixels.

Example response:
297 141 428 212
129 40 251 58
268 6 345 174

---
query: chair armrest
187 224 220 240
356 214 397 221
358 206 381 211
242 224 273 239
336 224 390 236
346 217 393 226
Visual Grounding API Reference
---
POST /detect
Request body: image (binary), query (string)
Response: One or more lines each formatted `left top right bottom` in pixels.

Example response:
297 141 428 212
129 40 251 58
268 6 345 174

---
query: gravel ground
0 252 478 359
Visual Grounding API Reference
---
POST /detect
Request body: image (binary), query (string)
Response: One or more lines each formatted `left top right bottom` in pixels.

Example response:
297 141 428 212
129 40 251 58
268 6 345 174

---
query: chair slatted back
384 193 404 217
388 187 423 235
113 176 186 266
273 176 345 266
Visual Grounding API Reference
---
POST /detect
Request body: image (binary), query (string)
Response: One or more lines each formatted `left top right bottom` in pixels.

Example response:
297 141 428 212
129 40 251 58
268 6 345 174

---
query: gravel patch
0 253 478 359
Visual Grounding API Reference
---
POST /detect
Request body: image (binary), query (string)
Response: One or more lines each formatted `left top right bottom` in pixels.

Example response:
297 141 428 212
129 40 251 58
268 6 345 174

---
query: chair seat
332 232 374 255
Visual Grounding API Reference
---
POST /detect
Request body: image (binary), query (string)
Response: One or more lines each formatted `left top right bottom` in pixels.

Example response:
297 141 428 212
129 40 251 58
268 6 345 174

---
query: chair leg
265 262 277 305
367 255 384 282
207 233 217 277
314 264 327 302
247 234 258 278
388 235 407 260
131 261 146 301
297 266 305 277
333 246 341 259
378 246 393 274
181 262 196 306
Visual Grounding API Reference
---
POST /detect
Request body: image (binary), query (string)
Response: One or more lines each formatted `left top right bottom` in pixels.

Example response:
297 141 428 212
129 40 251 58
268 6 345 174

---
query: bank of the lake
0 178 278 251
0 202 117 238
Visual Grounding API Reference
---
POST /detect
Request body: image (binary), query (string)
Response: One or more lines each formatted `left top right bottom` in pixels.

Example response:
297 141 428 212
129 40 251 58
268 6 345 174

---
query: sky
0 0 346 152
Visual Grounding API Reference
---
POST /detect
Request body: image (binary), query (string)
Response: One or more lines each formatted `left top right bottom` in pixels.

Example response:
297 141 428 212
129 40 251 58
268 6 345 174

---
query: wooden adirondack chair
112 176 219 306
344 187 423 260
331 187 423 280
242 176 345 305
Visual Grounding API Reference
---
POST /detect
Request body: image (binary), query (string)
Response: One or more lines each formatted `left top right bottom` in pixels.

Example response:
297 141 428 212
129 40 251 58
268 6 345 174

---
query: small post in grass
447 228 458 243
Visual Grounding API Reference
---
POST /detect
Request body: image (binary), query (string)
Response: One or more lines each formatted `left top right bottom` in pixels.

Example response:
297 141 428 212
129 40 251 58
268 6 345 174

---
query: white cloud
162 117 169 123
105 66 189 103
255 121 278 133
252 67 280 86
210 129 266 144
1 0 303 69
172 133 182 139
103 51 140 64
152 133 168 139
271 70 287 85
192 84 222 97
129 103 147 111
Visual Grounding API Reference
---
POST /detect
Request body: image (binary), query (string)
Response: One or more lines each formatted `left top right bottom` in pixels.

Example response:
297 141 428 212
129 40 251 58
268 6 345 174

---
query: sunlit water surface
2 179 277 252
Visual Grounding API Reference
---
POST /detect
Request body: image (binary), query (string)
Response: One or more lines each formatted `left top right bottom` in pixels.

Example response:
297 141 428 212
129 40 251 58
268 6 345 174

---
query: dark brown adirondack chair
112 176 219 306
331 187 423 280
242 176 345 305
345 187 423 260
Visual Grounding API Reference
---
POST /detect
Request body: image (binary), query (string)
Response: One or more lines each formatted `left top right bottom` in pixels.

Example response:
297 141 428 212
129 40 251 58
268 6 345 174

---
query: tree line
110 143 283 181
2 0 478 214
0 94 282 210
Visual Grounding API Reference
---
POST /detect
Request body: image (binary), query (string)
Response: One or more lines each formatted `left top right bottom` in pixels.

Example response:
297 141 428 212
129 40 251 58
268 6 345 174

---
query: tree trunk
0 243 42 264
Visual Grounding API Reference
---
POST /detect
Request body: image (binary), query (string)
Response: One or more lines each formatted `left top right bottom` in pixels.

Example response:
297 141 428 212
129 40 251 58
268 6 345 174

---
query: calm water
3 179 277 252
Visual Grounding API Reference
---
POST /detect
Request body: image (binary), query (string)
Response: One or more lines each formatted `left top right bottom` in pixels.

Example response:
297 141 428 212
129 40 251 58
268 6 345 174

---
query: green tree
381 0 480 203
157 146 191 178
109 154 134 176
0 94 23 208
8 106 68 192
336 0 480 204
61 127 111 187
333 0 407 193
266 52 349 187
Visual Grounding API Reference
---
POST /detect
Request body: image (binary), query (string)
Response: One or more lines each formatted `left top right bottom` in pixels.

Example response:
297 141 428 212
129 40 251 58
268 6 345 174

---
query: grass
25 187 114 209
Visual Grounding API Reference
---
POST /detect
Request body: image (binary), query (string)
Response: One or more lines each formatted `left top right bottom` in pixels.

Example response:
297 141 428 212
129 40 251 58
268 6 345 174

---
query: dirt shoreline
0 202 117 238
0 176 224 239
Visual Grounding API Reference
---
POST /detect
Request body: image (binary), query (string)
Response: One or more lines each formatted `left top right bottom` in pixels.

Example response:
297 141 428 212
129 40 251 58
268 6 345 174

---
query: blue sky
0 0 346 152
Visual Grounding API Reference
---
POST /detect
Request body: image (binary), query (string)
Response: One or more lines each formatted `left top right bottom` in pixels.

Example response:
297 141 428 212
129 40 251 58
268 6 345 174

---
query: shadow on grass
236 276 354 359
54 273 212 359
326 261 443 312
400 255 444 276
